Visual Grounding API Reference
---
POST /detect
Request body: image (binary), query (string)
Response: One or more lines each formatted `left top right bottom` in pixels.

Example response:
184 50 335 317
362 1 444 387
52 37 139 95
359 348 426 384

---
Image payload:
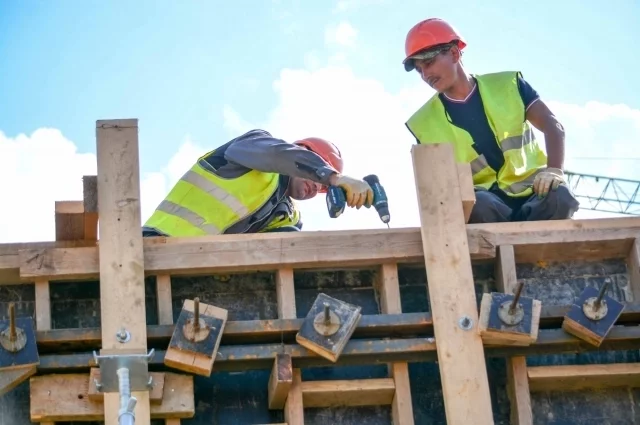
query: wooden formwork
0 120 640 424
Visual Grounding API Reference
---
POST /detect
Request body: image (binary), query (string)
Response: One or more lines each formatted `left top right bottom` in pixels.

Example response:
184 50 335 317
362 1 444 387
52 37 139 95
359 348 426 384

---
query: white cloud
0 128 208 243
325 21 358 48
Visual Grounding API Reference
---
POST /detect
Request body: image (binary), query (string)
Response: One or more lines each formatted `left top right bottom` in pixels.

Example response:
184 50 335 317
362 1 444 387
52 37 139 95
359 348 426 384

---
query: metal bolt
509 282 525 315
8 303 16 342
116 327 130 343
594 281 610 310
323 302 331 324
458 316 473 330
193 297 200 332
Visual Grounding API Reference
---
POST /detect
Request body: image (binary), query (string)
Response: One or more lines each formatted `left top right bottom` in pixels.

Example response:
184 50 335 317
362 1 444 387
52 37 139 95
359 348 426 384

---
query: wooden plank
15 226 496 282
300 378 395 407
494 245 532 425
34 312 433 352
35 326 640 373
277 267 303 425
276 268 296 319
164 299 228 376
411 143 494 425
456 163 475 224
34 278 51 331
482 216 640 263
55 201 85 241
156 274 174 325
13 216 640 283
83 175 99 241
0 365 37 396
284 369 304 425
627 238 640 301
268 353 293 409
376 263 414 425
95 118 150 424
528 363 640 391
29 372 194 421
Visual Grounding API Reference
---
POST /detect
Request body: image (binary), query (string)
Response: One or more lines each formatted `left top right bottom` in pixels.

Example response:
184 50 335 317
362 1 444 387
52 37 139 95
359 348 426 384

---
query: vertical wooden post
495 245 533 425
96 119 151 425
376 263 415 424
411 143 494 425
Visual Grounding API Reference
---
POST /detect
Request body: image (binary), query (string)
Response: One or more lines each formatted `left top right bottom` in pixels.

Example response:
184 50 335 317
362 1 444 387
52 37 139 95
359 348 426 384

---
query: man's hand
330 174 374 209
533 167 565 197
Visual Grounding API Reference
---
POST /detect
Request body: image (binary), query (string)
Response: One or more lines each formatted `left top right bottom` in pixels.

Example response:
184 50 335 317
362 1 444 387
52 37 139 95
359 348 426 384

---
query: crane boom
565 171 640 215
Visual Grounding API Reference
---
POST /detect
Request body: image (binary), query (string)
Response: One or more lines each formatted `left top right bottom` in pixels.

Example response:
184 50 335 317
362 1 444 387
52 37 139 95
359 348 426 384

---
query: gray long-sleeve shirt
201 129 339 185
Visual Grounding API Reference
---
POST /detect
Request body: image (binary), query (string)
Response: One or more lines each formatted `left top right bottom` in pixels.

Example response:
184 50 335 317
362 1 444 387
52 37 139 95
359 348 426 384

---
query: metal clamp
92 349 155 393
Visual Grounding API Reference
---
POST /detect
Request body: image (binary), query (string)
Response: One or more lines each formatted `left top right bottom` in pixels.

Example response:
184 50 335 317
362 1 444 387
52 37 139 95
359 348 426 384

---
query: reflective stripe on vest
405 71 548 197
143 151 284 236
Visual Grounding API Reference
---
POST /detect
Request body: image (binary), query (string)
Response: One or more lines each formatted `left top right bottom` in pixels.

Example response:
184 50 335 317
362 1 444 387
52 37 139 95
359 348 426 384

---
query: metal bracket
92 349 155 393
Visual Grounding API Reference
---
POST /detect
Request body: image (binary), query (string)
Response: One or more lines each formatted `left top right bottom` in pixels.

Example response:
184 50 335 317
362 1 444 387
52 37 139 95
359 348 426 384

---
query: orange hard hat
294 137 343 191
403 18 466 71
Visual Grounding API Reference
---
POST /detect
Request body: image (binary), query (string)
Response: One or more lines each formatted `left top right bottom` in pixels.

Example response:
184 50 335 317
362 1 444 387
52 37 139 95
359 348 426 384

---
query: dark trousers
469 184 580 223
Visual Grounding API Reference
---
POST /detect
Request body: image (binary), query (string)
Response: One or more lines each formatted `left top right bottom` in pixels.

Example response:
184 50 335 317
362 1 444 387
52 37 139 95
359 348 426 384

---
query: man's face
287 176 325 200
413 47 458 92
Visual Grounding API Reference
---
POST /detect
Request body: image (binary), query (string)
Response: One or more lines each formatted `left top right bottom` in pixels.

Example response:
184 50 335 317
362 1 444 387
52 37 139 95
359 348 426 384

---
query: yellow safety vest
406 71 548 197
144 150 301 236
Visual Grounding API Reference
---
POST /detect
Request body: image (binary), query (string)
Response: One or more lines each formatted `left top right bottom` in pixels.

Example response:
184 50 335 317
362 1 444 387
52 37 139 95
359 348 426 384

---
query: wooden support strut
411 143 494 425
93 119 150 425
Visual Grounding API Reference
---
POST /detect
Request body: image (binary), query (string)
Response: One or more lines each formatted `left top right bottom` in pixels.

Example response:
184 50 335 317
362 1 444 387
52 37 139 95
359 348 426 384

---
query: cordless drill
326 174 391 227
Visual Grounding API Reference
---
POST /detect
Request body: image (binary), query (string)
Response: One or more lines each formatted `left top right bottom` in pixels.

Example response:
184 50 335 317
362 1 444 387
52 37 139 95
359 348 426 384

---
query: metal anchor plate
93 349 154 393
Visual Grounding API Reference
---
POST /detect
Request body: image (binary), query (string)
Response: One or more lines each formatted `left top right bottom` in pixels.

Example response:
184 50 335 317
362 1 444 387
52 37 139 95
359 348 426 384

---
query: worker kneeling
142 129 373 236
402 18 580 223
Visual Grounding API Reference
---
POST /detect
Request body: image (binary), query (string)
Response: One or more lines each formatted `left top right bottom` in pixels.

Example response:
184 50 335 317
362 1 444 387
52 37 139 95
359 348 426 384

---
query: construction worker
403 18 580 223
142 129 373 236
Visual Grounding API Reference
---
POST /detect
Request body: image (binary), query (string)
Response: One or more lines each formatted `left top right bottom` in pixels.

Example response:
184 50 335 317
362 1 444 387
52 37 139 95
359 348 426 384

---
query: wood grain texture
411 143 494 425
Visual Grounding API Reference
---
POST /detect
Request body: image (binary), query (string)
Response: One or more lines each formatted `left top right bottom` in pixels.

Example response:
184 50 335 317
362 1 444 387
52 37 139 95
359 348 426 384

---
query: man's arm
526 100 565 170
224 130 338 185
518 76 565 170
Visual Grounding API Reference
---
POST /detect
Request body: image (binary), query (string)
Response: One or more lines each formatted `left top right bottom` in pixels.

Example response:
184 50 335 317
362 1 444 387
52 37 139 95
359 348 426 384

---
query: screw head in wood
458 316 473 331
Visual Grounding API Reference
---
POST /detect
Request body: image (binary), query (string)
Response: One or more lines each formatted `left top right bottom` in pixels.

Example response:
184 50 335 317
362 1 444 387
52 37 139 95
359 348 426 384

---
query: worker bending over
403 18 580 223
142 129 373 236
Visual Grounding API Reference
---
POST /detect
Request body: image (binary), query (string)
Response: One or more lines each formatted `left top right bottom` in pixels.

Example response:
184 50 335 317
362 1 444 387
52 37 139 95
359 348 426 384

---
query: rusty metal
499 282 525 325
583 282 610 321
313 302 341 336
183 297 210 342
0 303 27 352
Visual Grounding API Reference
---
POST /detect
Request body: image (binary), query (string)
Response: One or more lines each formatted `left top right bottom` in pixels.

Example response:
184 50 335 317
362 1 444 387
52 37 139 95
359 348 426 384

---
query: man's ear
450 46 462 63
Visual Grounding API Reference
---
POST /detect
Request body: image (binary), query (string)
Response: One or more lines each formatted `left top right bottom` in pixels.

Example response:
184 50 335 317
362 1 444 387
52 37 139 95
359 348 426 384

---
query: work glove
335 175 374 209
533 167 565 197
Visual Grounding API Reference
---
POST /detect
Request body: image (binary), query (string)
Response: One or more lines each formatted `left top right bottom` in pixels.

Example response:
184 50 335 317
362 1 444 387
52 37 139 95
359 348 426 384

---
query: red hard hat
294 137 343 192
403 18 466 71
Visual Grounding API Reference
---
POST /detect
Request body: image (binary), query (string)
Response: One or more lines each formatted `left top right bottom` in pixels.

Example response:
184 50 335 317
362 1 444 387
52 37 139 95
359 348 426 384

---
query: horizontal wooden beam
480 216 640 263
32 302 640 355
301 378 396 407
35 312 432 353
36 326 640 373
14 227 494 282
30 372 194 422
3 216 637 284
528 363 640 392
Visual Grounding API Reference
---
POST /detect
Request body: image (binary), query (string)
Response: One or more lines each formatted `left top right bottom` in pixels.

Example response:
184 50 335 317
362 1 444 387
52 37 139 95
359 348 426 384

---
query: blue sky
1 0 639 242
